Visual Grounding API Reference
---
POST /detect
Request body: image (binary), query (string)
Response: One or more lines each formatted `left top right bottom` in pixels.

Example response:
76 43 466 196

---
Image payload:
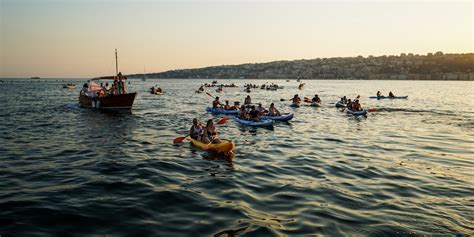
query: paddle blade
173 136 187 144
368 108 377 112
216 117 228 125
206 92 213 98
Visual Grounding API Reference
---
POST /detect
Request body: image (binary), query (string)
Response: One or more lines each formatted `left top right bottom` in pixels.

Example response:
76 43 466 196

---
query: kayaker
212 97 222 109
231 101 240 110
377 91 382 97
312 94 321 103
389 91 395 98
268 103 281 116
189 118 203 140
291 94 301 104
343 96 347 104
256 103 267 114
352 100 362 111
202 119 220 144
346 99 353 110
238 105 248 119
224 100 231 110
244 95 252 105
248 106 261 122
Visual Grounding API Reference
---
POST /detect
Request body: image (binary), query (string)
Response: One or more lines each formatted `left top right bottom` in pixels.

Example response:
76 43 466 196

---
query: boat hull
79 92 137 109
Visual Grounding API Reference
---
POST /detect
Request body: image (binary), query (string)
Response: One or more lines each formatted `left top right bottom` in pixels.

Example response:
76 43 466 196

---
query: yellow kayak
187 137 235 153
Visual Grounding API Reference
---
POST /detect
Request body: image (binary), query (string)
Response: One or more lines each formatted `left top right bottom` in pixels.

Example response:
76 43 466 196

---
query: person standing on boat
117 72 126 94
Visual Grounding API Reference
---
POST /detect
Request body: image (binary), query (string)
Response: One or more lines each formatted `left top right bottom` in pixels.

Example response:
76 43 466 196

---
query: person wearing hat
231 101 240 110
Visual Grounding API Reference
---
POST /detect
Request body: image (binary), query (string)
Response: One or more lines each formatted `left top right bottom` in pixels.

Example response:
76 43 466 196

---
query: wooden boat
79 49 137 110
79 90 137 109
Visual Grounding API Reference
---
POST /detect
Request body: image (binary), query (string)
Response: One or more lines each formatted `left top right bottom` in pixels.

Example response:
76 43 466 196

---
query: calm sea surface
0 79 473 236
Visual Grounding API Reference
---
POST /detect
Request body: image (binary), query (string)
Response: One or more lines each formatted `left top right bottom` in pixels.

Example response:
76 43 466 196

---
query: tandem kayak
188 137 234 153
346 109 367 116
206 107 239 114
335 101 346 108
260 113 294 121
234 116 274 127
369 96 408 99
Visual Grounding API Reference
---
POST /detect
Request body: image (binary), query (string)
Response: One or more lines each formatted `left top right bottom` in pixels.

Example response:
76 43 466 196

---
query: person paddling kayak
256 103 267 114
268 103 281 116
377 91 382 97
212 97 222 109
248 105 261 122
244 95 252 105
291 94 301 105
202 119 220 144
189 118 203 141
238 105 248 119
389 91 395 98
312 94 321 103
224 100 231 110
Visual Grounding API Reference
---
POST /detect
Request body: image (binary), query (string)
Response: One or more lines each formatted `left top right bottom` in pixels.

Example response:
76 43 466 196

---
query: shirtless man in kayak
248 106 261 122
212 97 222 109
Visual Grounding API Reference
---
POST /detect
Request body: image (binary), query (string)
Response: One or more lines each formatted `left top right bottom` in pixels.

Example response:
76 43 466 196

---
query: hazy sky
0 0 472 78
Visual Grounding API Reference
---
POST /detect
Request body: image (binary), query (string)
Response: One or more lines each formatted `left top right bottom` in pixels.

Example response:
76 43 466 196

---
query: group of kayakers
150 86 162 94
189 118 220 144
337 95 364 111
377 91 395 98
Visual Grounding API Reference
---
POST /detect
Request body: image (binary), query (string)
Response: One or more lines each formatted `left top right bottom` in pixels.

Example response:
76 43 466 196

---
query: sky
0 0 472 78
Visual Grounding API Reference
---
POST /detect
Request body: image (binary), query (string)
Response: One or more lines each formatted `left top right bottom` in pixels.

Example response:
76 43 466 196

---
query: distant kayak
346 109 367 116
206 107 239 114
234 116 273 127
335 101 346 108
188 137 234 153
260 113 294 121
369 96 408 99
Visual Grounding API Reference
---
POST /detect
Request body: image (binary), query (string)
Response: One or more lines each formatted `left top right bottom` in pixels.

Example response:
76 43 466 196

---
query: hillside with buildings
131 52 474 80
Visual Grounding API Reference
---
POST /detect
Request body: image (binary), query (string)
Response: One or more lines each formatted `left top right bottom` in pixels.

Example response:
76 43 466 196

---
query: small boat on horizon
63 83 76 89
31 77 40 79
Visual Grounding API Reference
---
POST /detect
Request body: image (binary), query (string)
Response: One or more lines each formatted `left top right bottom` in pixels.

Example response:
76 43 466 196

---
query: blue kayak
346 109 367 116
335 101 346 108
206 107 239 114
234 116 274 126
369 96 408 99
260 113 294 121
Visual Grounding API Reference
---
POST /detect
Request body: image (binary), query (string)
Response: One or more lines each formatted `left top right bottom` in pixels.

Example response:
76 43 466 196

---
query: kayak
206 107 239 114
310 102 321 107
290 103 300 108
234 116 273 127
346 109 367 116
369 96 408 99
260 113 294 121
335 101 346 108
188 137 234 153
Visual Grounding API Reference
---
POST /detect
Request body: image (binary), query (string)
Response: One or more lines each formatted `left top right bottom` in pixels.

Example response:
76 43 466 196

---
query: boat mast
115 48 119 76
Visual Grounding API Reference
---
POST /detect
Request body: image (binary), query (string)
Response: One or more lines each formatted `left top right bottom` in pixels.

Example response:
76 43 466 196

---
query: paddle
172 117 228 144
205 92 213 98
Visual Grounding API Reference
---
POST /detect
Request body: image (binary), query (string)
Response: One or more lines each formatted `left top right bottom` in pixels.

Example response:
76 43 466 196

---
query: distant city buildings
131 52 474 80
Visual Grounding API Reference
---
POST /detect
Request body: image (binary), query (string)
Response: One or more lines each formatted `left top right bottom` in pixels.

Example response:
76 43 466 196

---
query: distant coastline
129 52 474 81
